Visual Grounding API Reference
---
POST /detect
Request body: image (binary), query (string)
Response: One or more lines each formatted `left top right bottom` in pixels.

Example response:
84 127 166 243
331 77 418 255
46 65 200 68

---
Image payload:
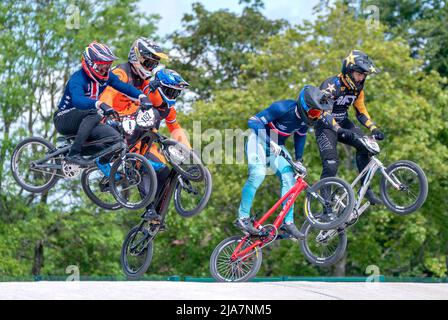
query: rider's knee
323 158 339 177
280 171 295 189
247 170 265 189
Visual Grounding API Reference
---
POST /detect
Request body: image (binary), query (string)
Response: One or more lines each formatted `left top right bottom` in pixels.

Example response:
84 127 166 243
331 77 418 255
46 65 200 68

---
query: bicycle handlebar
279 150 307 176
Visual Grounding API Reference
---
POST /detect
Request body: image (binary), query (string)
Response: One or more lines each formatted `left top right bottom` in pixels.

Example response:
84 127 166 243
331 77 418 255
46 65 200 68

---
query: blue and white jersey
248 99 308 160
57 69 142 111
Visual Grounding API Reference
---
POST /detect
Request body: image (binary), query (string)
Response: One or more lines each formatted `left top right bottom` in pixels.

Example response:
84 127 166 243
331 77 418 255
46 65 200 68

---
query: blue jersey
57 69 142 111
248 99 308 160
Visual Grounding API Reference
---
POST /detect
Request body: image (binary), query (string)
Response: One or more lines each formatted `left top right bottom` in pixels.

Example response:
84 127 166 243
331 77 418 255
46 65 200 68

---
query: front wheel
380 160 428 215
174 167 213 218
299 221 347 267
162 140 205 182
304 177 355 230
109 153 157 210
10 137 60 193
210 236 262 282
121 225 154 280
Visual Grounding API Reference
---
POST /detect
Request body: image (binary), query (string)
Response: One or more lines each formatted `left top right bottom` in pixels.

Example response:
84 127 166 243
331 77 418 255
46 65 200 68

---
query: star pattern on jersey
326 83 336 93
345 51 358 66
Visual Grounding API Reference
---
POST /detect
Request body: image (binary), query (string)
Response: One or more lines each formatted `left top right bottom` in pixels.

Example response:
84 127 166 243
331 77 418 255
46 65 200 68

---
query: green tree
169 1 288 100
171 1 448 277
0 0 160 277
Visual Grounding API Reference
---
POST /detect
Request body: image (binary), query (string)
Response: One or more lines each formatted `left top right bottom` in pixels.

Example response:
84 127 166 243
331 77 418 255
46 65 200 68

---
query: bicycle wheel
81 167 129 211
210 235 262 282
304 177 355 230
121 225 154 280
109 153 157 210
174 167 212 218
10 137 60 193
161 139 205 182
299 221 347 267
380 160 428 215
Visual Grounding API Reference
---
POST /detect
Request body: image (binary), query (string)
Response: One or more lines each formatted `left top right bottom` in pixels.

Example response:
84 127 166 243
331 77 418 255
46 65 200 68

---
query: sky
138 0 321 38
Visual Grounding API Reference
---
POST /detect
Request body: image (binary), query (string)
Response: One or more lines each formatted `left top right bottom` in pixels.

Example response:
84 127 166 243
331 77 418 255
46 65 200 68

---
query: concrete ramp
1 281 447 300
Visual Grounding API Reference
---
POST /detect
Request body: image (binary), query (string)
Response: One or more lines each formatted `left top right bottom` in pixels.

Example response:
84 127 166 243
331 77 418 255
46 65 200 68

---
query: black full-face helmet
341 50 380 91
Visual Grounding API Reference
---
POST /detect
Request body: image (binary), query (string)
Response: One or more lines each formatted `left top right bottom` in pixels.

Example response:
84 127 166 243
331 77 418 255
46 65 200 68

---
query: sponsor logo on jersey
335 95 356 106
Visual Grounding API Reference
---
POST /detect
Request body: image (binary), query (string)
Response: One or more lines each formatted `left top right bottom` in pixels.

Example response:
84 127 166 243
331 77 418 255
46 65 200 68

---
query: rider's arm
108 72 143 100
247 101 290 145
69 80 98 110
293 127 307 161
100 68 128 108
320 111 341 132
353 90 377 131
166 108 191 148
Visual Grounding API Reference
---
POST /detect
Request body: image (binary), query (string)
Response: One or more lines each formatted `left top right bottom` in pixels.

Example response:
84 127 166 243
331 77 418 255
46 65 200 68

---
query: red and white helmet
128 37 168 80
81 41 118 83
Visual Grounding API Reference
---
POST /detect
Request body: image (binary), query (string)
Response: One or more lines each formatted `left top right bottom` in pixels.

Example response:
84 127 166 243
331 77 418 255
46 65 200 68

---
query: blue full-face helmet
152 69 189 107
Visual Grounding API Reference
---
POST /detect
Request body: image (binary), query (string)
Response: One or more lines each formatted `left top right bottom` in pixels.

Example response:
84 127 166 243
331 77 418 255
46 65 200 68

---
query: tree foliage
0 0 447 279
169 1 288 99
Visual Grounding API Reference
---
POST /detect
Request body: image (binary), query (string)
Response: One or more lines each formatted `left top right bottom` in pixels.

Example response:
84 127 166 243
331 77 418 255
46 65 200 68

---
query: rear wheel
210 236 262 282
299 221 347 267
10 137 60 193
380 160 428 215
81 167 128 210
109 153 157 210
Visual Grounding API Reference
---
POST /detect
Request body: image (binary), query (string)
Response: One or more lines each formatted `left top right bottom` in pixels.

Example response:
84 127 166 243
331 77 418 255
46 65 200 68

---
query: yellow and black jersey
320 74 377 130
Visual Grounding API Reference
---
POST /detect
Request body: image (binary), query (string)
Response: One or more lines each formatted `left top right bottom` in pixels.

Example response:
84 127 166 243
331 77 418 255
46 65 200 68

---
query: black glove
99 102 117 117
139 95 153 110
372 128 385 141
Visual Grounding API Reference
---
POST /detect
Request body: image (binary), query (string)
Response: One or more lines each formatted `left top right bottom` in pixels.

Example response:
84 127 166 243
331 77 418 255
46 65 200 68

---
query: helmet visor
142 57 160 71
93 62 112 76
307 108 323 120
161 86 182 100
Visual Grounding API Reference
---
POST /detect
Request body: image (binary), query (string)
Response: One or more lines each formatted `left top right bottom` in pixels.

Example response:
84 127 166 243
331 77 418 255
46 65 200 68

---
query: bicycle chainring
258 224 278 249
62 160 82 179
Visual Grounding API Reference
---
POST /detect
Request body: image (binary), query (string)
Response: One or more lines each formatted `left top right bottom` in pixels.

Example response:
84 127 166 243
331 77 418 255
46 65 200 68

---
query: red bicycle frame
231 176 309 260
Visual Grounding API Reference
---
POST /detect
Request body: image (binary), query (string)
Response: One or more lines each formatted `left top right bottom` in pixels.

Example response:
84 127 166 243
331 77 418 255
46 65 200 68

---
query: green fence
1 275 448 283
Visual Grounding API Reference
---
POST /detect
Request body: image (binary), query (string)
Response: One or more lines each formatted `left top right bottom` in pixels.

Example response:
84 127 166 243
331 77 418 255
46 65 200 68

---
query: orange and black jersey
100 62 190 148
320 74 377 131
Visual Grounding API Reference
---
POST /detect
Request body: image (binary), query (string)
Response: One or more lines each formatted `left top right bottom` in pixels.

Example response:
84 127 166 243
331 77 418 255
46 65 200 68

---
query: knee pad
322 158 339 178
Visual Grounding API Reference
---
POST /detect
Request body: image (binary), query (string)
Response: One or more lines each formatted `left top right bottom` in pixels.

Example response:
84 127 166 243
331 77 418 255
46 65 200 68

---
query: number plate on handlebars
136 109 157 129
122 116 137 135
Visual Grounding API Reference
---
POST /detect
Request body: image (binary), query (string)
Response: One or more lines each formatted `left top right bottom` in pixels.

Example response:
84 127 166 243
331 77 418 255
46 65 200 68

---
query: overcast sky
138 0 320 38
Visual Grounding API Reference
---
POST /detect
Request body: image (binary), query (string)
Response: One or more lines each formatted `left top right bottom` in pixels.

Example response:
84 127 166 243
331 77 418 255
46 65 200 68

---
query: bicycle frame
350 155 402 220
231 176 309 260
132 168 180 243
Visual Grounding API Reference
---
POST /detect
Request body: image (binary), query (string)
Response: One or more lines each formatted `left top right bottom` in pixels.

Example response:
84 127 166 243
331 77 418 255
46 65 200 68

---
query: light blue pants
238 132 296 224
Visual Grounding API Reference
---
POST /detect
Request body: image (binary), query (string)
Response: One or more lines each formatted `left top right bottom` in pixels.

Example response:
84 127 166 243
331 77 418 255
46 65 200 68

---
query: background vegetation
0 0 447 278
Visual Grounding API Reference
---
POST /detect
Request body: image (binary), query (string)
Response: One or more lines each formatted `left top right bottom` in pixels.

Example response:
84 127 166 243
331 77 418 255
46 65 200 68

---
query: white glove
269 141 282 156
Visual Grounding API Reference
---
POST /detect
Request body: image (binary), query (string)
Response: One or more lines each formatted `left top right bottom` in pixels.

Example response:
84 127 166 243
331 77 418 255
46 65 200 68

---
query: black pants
53 108 121 160
315 118 370 181
139 151 171 212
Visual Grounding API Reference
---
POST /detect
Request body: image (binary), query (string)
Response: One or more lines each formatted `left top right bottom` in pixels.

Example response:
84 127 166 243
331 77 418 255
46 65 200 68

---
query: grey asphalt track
1 281 448 300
